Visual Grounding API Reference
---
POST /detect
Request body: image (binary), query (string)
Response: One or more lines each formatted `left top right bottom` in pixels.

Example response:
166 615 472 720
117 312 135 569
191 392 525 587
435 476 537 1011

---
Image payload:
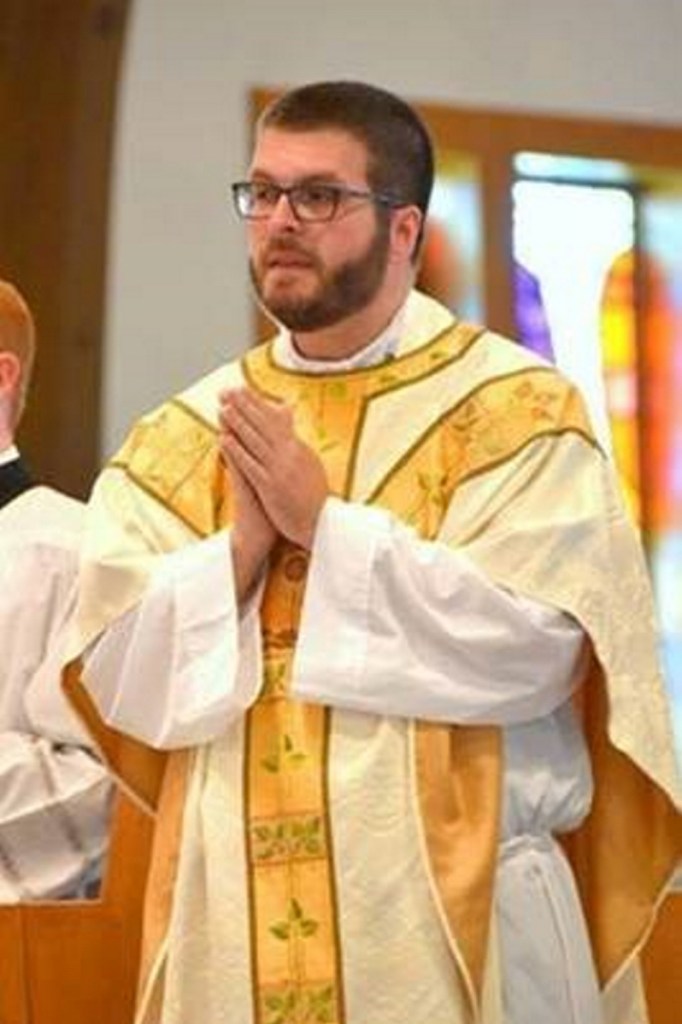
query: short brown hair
0 280 36 418
259 81 434 252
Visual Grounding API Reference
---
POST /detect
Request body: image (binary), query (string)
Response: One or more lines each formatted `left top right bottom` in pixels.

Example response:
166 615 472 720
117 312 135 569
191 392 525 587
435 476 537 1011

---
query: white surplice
0 487 113 901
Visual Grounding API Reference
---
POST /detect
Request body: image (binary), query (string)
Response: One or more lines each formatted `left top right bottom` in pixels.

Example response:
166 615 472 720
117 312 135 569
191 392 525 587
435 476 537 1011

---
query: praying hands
218 386 329 555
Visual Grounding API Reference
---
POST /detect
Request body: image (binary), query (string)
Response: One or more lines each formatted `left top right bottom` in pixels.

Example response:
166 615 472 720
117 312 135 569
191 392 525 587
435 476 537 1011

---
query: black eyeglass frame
231 180 404 223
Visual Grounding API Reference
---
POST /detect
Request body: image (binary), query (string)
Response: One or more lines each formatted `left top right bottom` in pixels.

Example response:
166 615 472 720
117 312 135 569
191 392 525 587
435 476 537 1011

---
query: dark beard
250 215 391 332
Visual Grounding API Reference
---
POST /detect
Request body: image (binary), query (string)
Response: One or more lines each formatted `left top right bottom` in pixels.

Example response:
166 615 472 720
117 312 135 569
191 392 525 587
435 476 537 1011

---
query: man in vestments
65 82 681 1024
0 278 113 898
0 280 35 506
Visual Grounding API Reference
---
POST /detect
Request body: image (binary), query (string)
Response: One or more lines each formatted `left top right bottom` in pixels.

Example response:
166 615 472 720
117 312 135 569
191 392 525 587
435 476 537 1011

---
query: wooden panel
0 909 28 1024
0 792 154 1024
642 892 682 1024
0 0 130 497
22 904 134 1024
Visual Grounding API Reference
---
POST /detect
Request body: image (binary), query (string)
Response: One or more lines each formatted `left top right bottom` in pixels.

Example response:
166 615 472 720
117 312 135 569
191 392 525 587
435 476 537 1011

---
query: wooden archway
0 7 156 1024
0 0 130 497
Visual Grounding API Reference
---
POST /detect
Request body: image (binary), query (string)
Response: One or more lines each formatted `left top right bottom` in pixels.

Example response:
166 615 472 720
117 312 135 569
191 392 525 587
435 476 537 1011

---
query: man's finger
221 431 269 493
226 388 291 444
222 405 272 466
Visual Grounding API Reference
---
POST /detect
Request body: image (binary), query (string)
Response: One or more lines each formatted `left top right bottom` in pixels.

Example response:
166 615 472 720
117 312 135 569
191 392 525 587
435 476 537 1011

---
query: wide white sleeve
0 732 112 902
0 534 86 742
292 498 587 725
81 530 263 749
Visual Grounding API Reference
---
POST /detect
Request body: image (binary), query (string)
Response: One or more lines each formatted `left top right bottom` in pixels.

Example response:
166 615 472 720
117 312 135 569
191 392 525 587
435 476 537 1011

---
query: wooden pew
643 891 682 1024
0 791 153 1024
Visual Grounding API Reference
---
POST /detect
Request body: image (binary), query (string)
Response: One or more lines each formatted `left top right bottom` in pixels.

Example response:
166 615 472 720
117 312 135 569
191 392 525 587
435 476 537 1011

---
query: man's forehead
249 126 369 182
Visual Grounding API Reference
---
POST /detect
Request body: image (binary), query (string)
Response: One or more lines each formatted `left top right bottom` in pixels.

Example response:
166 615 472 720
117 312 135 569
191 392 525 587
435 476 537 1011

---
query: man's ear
388 205 423 264
0 351 21 398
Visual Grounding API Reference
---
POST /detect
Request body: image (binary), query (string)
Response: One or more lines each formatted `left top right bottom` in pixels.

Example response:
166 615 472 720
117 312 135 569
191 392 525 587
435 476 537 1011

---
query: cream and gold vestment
65 293 681 1024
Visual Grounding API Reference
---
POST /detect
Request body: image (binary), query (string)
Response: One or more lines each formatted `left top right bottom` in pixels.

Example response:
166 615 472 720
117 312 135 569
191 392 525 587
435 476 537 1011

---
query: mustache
262 238 319 266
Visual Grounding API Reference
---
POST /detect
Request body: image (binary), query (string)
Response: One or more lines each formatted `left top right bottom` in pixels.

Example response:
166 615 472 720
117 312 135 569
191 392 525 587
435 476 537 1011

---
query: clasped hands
218 387 329 599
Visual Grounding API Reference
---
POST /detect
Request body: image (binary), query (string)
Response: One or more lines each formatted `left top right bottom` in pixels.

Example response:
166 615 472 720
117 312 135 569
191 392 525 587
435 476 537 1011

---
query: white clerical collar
0 444 19 466
272 298 408 374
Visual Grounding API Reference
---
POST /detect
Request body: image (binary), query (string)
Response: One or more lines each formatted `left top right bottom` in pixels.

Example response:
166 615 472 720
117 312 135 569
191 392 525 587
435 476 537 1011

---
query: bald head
0 280 36 430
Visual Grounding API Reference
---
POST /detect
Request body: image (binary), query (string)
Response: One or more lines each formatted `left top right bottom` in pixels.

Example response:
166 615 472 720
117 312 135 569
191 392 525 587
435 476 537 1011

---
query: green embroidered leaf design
261 735 309 777
262 983 337 1024
261 754 280 774
250 814 325 862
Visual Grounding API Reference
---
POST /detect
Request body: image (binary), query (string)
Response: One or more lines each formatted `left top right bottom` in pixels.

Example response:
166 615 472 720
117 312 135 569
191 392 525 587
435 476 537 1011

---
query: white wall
102 0 682 454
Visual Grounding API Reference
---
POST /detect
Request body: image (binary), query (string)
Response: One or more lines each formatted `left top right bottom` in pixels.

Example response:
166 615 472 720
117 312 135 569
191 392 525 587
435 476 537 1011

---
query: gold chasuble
65 293 681 1024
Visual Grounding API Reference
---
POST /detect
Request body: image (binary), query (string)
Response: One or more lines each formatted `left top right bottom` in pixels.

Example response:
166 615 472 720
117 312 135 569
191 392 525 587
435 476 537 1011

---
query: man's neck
292 286 411 362
0 426 14 452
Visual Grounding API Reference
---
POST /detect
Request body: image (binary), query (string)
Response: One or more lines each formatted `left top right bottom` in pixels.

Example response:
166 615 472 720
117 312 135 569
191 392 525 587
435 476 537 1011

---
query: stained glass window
417 152 483 321
512 152 682 753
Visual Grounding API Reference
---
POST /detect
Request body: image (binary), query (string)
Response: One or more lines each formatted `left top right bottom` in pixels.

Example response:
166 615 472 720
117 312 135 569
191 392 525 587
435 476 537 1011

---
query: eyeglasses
231 180 402 223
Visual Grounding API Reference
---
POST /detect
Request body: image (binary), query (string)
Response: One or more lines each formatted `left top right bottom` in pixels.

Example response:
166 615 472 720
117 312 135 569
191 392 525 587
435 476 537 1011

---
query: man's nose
268 191 300 229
